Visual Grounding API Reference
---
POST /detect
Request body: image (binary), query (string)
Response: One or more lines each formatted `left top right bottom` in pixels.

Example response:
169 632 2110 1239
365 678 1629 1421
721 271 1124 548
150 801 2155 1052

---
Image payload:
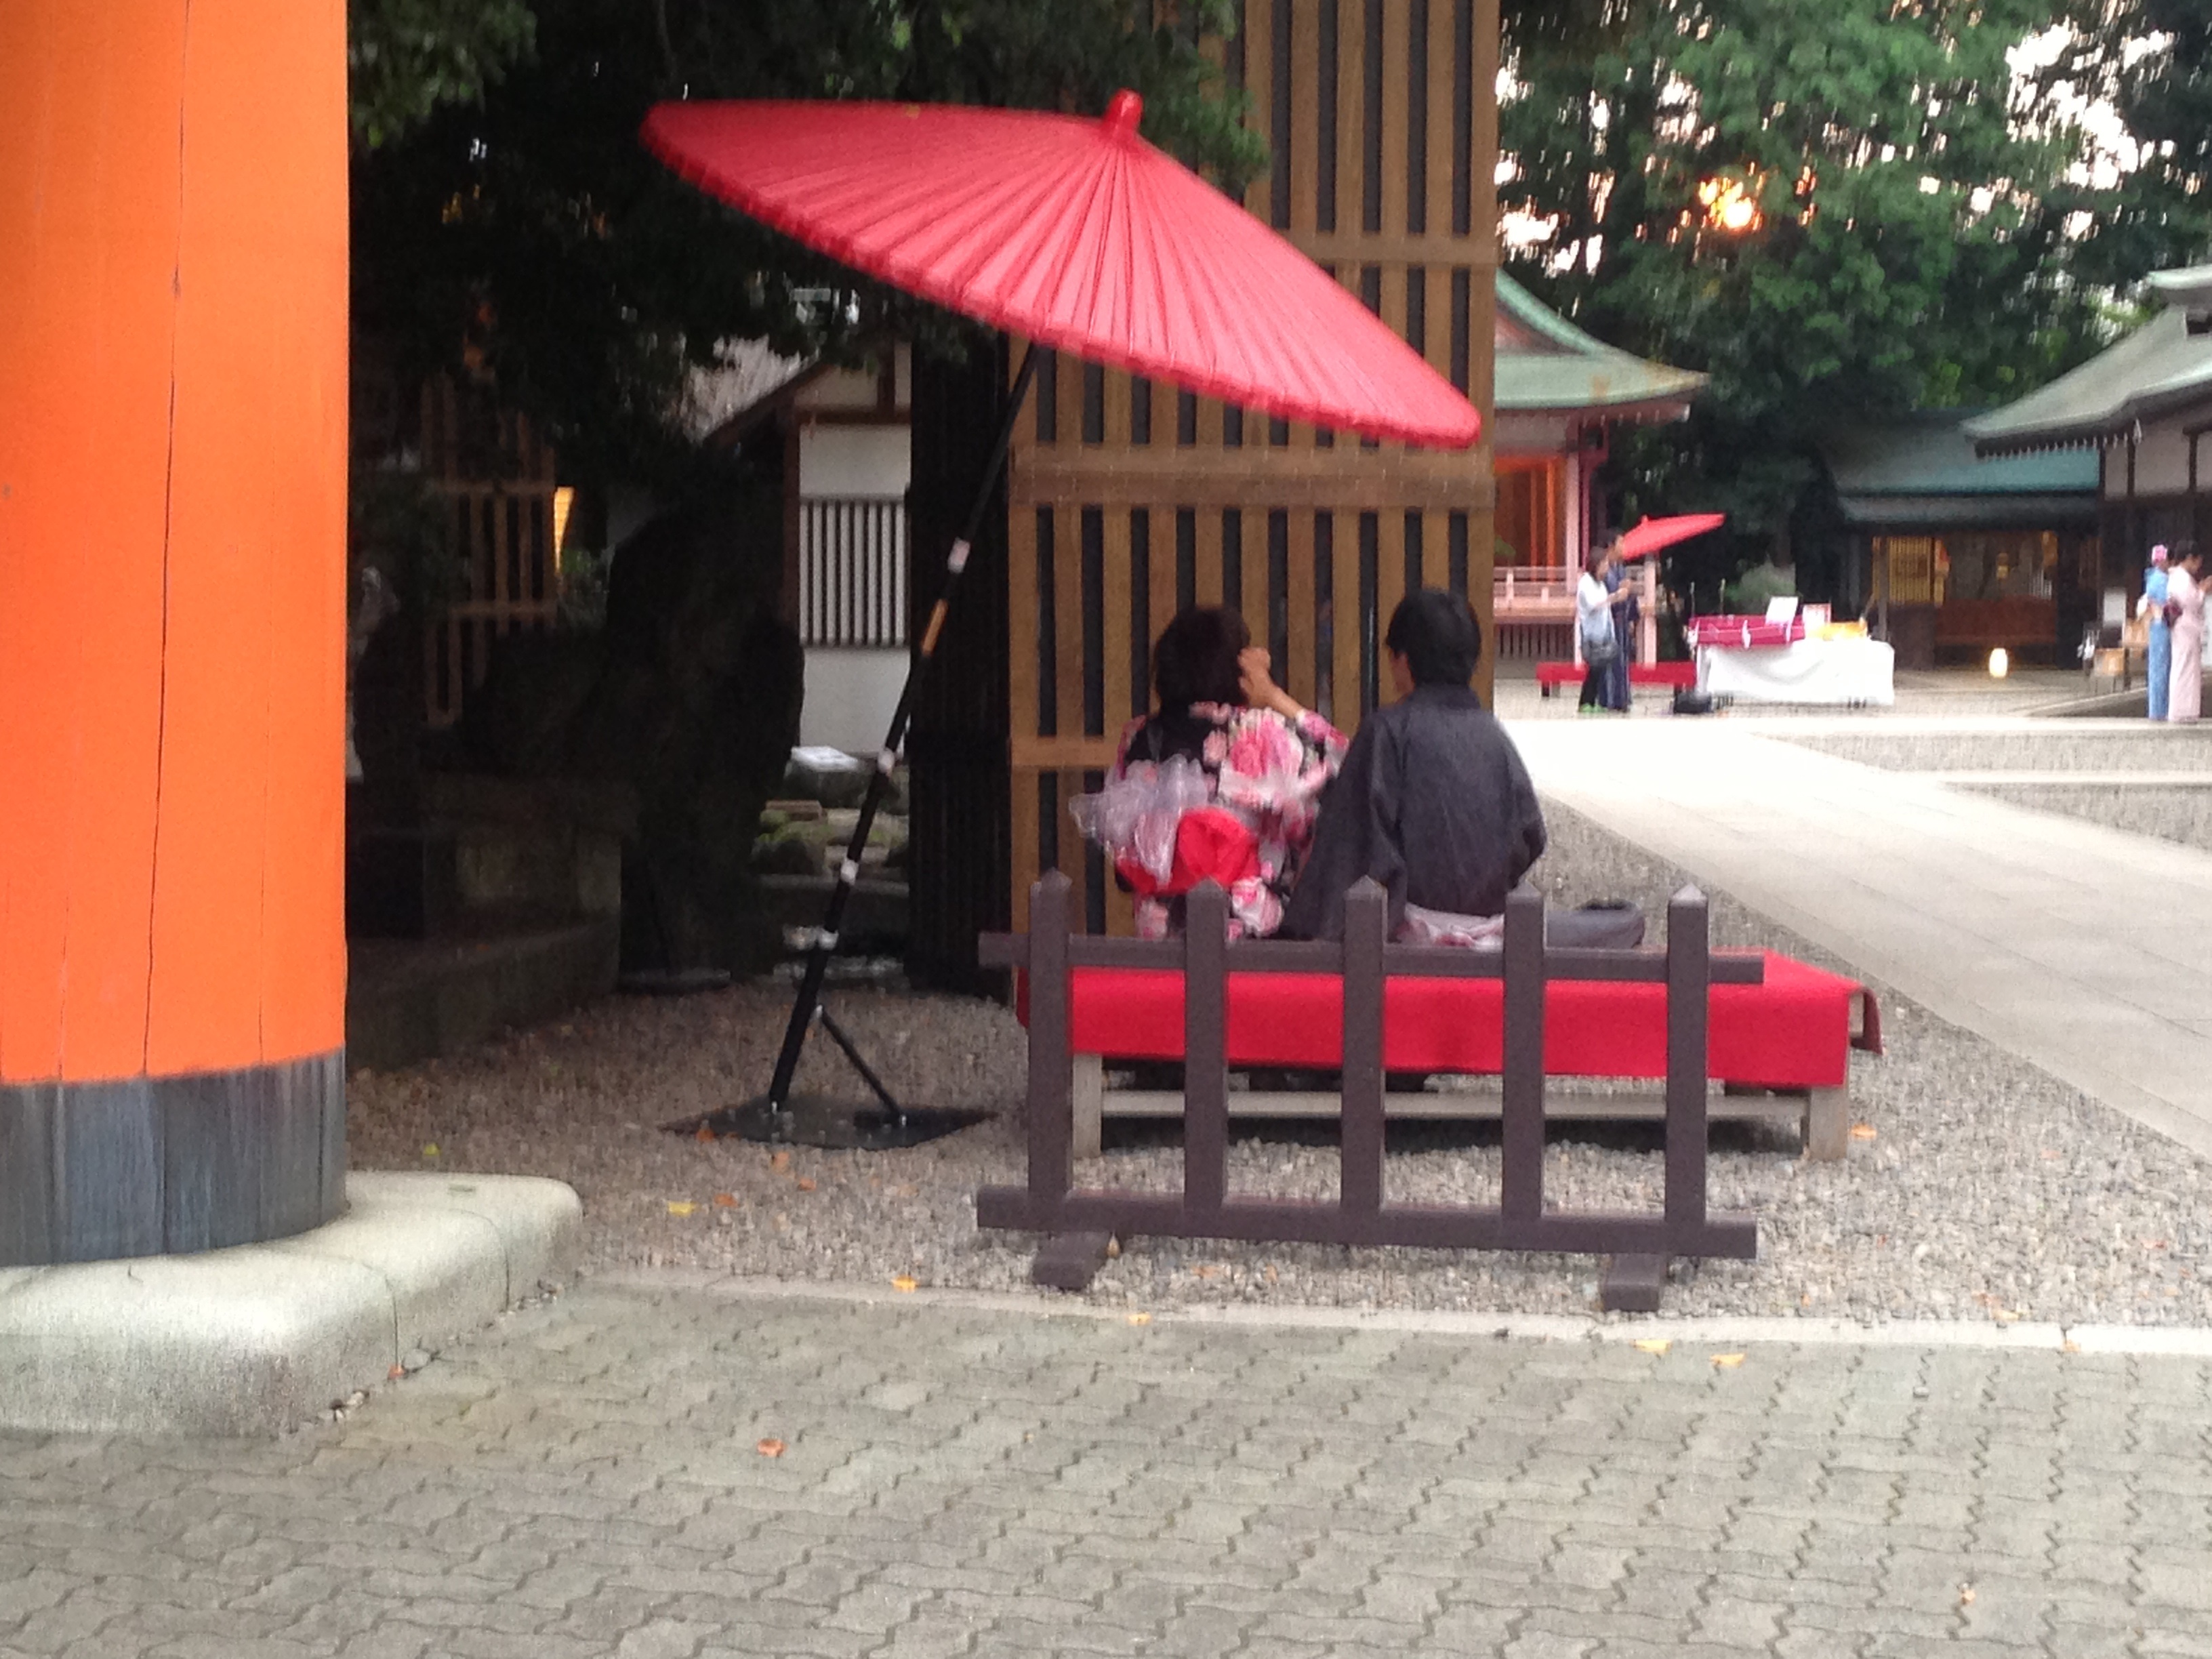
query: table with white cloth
1690 617 1896 706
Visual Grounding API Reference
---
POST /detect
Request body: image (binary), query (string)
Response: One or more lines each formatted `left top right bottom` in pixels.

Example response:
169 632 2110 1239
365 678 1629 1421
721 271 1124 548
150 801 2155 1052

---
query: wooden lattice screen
419 378 560 730
1005 0 1502 935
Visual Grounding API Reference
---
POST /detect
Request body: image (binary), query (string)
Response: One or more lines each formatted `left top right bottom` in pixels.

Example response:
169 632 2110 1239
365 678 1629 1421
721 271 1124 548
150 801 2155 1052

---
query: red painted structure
0 1 349 1263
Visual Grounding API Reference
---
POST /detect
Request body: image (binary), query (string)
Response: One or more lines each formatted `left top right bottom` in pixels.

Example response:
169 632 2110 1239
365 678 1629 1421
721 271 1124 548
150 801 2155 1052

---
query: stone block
0 1172 578 1435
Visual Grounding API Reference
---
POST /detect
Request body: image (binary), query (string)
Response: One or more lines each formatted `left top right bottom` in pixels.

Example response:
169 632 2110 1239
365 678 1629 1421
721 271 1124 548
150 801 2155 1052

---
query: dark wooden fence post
1664 886 1711 1240
1026 872 1074 1210
1183 882 1231 1218
1500 886 1546 1227
1340 878 1388 1222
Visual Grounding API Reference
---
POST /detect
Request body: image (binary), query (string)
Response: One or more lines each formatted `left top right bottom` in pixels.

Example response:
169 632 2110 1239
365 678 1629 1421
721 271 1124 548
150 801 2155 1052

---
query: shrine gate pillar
0 1 350 1263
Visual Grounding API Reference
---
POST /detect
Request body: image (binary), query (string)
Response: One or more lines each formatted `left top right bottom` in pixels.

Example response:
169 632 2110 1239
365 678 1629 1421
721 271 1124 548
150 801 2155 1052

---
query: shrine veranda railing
977 874 1759 1299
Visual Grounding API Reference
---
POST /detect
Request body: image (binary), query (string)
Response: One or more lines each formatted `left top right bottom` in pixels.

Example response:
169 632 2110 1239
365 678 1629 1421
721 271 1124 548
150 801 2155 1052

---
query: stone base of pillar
0 1052 346 1267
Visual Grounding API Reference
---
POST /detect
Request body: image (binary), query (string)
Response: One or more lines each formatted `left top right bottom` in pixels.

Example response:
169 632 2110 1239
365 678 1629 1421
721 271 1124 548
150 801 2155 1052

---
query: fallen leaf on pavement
1633 1338 1671 1355
1191 1264 1224 1279
796 1177 817 1192
695 1123 715 1143
1711 1353 1746 1368
422 1143 440 1158
892 1275 918 1292
769 1150 792 1172
712 1193 738 1208
389 1366 407 1381
665 1200 697 1217
756 1438 785 1458
1126 1312 1152 1326
1849 1124 1877 1141
1959 1585 1975 1605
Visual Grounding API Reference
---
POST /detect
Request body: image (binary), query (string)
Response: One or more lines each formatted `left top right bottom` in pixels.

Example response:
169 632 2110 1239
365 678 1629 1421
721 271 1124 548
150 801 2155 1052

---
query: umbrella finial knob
1103 89 1143 139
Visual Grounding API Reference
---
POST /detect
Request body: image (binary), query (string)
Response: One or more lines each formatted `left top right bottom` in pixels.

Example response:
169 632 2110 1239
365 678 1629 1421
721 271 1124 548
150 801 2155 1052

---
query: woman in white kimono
2168 544 2204 724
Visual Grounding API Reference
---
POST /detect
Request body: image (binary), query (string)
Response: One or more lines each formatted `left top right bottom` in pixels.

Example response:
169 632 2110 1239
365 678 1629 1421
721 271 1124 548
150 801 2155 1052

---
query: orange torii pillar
0 1 349 1263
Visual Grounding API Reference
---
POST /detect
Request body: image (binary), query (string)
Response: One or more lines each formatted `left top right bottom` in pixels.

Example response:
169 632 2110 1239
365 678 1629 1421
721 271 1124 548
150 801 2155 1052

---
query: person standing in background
1602 547 1636 710
2143 544 2171 721
2167 543 2203 725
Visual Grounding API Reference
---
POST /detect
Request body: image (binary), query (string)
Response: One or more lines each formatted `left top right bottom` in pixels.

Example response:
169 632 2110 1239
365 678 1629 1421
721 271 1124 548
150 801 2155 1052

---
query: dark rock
461 468 802 979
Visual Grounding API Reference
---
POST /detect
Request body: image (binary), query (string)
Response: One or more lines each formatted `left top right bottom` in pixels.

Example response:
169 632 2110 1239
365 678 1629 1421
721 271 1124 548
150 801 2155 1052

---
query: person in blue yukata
2143 544 2171 721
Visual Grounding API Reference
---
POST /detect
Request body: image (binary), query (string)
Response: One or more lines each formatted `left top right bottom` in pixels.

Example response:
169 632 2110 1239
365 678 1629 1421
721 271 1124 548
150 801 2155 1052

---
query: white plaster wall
800 647 909 752
2103 417 2205 498
798 425 911 498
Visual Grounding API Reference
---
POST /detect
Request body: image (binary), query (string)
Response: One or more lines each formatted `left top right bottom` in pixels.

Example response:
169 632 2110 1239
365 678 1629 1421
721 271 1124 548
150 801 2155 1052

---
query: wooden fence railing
977 873 1759 1310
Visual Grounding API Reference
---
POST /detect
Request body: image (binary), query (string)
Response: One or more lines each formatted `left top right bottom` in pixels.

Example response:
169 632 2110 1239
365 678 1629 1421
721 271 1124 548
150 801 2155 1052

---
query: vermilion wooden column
0 0 350 1263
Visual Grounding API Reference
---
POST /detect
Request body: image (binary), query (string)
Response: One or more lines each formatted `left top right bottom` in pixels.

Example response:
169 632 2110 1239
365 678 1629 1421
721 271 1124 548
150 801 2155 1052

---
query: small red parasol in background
642 91 1479 449
1616 512 1726 562
644 91 1479 1146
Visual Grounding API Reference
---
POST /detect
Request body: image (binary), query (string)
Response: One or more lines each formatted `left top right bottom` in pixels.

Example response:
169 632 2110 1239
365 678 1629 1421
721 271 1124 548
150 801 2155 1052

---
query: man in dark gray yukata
1280 589 1643 949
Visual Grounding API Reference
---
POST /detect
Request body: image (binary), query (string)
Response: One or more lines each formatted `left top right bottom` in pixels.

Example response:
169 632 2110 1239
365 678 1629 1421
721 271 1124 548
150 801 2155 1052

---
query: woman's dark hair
2177 538 2203 565
1153 606 1250 709
1383 588 1483 687
1586 538 1615 575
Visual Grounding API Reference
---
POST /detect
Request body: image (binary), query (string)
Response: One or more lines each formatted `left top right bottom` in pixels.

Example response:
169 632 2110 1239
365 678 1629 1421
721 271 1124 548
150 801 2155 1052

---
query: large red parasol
642 91 1479 450
647 90 1479 1145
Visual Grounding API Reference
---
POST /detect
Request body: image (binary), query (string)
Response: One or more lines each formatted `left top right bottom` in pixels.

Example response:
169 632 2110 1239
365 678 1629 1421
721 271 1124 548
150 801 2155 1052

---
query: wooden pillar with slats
1001 0 1499 932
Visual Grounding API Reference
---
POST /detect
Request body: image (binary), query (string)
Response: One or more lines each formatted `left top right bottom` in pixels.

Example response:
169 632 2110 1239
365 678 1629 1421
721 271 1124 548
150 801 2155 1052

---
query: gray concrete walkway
5 1278 2211 1658
1509 715 2212 1164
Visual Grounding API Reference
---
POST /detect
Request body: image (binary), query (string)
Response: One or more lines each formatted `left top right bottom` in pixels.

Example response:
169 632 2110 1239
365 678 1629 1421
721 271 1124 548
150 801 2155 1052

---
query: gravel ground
1782 724 2212 854
1782 727 2212 773
348 804 2212 1326
1962 782 2212 855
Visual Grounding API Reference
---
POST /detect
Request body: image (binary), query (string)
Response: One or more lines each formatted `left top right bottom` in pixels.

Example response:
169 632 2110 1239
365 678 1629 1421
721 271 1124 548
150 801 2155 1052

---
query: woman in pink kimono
1097 607 1347 940
2169 544 2204 724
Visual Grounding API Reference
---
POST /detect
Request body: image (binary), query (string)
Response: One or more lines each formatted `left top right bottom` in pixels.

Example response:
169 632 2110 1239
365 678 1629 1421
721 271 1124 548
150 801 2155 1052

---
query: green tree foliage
1499 0 2106 558
2039 0 2212 284
348 0 536 150
352 0 1258 484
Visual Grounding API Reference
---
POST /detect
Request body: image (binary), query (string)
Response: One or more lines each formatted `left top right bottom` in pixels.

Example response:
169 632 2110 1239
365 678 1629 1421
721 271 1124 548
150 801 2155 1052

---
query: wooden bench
1535 660 1699 697
1031 947 1880 1161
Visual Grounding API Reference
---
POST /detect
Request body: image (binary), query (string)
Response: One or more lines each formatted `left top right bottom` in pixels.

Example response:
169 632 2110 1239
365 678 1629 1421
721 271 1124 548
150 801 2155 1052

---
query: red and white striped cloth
1688 614 1807 650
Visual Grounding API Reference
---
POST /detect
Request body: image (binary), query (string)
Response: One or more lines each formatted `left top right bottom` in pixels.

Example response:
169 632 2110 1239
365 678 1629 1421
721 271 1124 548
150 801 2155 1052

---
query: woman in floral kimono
1103 607 1348 939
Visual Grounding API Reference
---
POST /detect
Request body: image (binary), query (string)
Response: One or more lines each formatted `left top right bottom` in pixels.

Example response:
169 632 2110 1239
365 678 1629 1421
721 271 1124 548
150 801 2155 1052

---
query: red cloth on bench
1040 950 1876 1090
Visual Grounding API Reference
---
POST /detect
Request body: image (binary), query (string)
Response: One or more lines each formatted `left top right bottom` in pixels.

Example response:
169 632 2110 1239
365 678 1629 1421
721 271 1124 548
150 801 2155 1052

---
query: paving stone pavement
4 1279 2211 1658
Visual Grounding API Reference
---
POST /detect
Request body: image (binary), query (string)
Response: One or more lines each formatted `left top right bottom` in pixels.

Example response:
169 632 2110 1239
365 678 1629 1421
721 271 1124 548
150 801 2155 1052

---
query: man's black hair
1383 588 1483 687
1153 605 1250 709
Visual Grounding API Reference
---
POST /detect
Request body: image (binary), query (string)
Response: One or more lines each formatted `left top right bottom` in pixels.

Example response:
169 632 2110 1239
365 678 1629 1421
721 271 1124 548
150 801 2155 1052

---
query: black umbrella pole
762 343 1042 1115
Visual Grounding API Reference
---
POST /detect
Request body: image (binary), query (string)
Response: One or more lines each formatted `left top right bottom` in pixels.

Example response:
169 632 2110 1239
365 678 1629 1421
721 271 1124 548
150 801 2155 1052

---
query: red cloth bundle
1115 806 1261 897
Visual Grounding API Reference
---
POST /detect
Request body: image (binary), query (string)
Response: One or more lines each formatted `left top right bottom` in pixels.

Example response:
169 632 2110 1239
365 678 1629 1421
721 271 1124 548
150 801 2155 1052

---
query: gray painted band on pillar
0 1050 346 1266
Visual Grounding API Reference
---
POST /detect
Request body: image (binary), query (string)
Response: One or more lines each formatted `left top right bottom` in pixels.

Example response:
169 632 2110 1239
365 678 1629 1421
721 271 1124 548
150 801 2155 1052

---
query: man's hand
1238 644 1303 720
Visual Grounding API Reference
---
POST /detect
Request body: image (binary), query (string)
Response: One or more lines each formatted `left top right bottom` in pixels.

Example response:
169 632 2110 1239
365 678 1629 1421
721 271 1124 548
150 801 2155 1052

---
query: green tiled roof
1494 273 1706 415
1965 264 2212 455
1819 411 2097 529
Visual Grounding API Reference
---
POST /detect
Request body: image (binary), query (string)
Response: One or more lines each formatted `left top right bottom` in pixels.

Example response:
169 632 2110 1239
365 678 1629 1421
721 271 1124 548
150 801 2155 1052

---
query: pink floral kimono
1106 701 1348 939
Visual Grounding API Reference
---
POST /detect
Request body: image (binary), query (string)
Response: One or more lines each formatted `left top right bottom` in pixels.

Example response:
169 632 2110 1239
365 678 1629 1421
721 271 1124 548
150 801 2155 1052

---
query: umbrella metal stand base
680 1091 986 1151
672 1006 986 1149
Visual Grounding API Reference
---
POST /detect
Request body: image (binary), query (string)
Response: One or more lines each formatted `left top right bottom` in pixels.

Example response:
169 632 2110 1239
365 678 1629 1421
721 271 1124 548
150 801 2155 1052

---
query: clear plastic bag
1068 755 1214 884
1397 901 1504 949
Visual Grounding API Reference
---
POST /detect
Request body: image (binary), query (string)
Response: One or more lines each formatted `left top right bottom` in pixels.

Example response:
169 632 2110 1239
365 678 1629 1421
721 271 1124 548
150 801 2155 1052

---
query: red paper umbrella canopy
1617 512 1726 562
642 91 1480 451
